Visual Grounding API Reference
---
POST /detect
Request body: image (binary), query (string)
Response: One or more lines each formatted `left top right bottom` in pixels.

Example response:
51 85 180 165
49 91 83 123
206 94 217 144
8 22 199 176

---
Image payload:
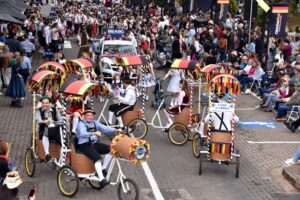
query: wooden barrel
122 103 139 126
111 134 150 164
70 145 95 174
210 132 232 143
116 136 138 160
174 108 190 126
209 132 232 161
36 139 61 160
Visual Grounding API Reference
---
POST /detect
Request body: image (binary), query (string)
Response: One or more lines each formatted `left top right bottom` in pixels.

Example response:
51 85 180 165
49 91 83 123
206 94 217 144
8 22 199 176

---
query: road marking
235 107 258 111
141 162 164 200
238 120 281 129
248 141 300 144
64 41 72 49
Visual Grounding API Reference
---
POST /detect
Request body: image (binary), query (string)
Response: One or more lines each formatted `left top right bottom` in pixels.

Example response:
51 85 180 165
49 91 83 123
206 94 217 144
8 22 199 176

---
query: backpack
218 38 227 49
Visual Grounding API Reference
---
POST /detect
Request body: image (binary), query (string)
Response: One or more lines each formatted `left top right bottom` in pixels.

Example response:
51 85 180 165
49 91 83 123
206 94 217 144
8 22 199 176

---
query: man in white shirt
43 22 51 47
108 77 137 128
157 17 165 31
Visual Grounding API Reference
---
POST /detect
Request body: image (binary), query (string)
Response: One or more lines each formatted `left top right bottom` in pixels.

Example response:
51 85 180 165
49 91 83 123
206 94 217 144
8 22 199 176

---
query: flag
272 5 289 13
256 0 270 12
269 3 289 37
216 4 229 22
217 0 229 4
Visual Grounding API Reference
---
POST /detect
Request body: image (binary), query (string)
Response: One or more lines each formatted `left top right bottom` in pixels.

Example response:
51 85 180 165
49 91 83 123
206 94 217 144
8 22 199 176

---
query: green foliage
178 0 188 6
229 0 238 16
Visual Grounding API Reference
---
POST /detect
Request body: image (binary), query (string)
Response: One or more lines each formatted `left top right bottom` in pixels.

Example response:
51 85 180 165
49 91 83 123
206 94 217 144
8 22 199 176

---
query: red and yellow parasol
59 80 99 97
202 64 236 82
120 55 148 66
37 61 66 86
171 59 199 70
209 74 240 95
65 58 96 80
27 70 59 93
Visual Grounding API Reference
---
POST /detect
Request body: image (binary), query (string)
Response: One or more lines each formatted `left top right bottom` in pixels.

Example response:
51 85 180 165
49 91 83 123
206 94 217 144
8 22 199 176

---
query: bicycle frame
77 157 130 192
147 98 169 129
97 98 119 128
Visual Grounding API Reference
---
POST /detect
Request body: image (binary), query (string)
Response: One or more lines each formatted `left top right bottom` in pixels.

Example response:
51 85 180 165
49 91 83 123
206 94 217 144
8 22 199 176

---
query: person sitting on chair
76 109 121 188
164 80 190 129
35 96 63 162
108 76 137 128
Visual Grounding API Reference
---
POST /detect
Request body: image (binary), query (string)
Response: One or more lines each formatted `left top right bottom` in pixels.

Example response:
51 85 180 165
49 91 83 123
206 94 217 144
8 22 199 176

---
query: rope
207 85 214 160
141 72 145 119
189 81 193 127
90 95 94 110
229 94 235 160
58 99 69 166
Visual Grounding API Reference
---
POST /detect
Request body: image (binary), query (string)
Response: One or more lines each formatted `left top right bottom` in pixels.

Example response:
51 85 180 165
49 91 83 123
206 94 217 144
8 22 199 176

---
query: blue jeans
276 104 292 118
292 146 300 162
265 94 282 110
241 76 254 92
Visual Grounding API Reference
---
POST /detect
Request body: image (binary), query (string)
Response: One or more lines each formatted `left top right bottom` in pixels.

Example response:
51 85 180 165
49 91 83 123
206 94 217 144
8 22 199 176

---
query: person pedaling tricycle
35 96 63 162
108 76 137 128
198 93 239 138
75 109 122 188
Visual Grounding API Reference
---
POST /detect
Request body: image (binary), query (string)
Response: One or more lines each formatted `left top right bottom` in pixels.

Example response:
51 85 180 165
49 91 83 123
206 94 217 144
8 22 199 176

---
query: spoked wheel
235 150 240 178
88 180 102 190
57 165 79 197
192 134 201 158
168 122 189 146
25 148 36 177
199 153 203 175
117 178 139 200
127 118 148 139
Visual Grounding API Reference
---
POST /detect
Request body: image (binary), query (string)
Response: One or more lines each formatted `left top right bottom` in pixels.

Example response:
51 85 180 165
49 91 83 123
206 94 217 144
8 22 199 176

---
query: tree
229 0 238 16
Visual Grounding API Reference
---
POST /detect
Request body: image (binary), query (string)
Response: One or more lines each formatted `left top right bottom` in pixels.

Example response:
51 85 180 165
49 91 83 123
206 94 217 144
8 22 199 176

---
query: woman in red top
66 100 84 134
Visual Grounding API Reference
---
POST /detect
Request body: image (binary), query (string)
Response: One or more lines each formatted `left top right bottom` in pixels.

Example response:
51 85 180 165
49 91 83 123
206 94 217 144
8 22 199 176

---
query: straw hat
83 109 96 115
242 55 248 60
3 171 23 189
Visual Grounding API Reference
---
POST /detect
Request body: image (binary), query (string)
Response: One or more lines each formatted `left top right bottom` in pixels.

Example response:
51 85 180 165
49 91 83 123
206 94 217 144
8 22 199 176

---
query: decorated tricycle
196 74 241 178
25 68 69 177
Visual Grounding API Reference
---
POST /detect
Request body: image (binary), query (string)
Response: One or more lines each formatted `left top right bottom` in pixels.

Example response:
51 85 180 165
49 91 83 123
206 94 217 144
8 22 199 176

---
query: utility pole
248 0 254 44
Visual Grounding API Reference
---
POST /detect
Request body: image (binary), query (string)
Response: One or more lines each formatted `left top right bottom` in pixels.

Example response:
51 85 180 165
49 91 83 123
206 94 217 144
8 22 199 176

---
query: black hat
83 109 96 115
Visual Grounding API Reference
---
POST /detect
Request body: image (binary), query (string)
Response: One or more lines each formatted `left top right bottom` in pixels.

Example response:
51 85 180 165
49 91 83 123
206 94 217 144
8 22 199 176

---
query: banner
210 103 234 113
269 3 289 37
256 0 270 12
244 0 258 20
216 4 229 22
195 0 213 12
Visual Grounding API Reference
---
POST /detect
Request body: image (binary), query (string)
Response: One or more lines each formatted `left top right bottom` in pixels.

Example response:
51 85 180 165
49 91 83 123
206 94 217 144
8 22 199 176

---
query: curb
282 164 300 191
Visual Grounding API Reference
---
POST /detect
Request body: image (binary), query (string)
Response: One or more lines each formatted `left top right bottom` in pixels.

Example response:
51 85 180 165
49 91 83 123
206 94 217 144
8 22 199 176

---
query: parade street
1 1 300 200
0 38 300 200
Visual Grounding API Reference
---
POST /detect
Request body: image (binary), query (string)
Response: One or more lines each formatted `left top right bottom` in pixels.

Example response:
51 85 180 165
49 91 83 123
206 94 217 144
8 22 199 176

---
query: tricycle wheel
168 122 189 146
57 165 79 197
192 134 200 158
199 152 203 175
235 150 240 178
127 118 148 139
117 178 139 200
25 148 36 177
